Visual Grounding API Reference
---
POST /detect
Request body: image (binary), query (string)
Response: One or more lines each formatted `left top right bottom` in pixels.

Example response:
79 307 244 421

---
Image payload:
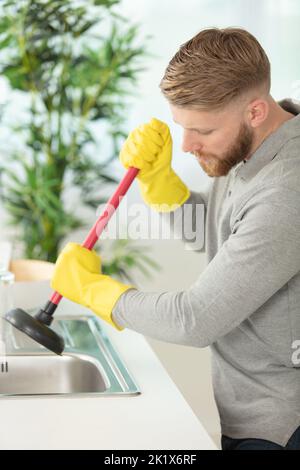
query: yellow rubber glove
50 242 135 330
119 118 190 212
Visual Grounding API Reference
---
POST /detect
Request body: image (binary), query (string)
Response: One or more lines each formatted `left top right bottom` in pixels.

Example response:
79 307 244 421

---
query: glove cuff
83 276 136 330
138 169 190 212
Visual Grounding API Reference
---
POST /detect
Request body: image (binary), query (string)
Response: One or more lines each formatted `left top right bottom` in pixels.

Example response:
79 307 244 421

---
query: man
51 28 300 450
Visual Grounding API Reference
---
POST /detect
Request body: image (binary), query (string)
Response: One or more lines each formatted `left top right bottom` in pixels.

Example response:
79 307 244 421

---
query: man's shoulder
234 155 300 219
254 136 300 191
277 133 300 159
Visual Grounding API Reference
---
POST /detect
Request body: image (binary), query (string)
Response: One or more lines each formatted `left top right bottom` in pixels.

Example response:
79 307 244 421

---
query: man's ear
246 99 269 128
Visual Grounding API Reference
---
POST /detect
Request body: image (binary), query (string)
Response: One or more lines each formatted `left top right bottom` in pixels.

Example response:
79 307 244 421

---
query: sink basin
0 353 108 395
0 314 140 398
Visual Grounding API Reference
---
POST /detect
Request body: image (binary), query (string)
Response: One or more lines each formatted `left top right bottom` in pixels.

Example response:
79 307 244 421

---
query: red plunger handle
50 167 139 306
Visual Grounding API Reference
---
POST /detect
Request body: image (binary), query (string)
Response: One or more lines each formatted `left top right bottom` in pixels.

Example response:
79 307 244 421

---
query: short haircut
160 27 271 110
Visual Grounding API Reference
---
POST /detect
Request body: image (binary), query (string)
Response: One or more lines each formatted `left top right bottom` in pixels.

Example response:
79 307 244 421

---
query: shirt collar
235 98 300 181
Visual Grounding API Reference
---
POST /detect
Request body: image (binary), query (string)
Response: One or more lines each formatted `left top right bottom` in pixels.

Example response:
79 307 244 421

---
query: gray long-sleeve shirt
112 98 300 446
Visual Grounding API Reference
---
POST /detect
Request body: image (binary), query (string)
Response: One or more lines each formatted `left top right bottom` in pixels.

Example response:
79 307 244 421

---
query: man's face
170 104 254 177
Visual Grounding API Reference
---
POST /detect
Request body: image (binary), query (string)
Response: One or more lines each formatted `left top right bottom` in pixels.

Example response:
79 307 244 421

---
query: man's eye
196 130 213 136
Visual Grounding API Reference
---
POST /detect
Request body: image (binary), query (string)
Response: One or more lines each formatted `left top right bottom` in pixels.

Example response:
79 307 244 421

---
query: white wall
1 0 300 447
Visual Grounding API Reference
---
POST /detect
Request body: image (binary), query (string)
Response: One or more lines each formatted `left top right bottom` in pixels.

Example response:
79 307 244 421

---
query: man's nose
181 131 202 153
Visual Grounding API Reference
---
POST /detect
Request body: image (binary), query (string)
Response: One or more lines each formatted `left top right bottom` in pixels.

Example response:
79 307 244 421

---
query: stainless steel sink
0 314 140 398
0 353 108 395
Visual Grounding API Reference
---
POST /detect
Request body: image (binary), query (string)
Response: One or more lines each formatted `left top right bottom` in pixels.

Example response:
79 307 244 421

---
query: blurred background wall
1 0 300 447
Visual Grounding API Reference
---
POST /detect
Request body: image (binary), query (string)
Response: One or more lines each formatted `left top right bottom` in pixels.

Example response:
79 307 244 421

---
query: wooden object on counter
9 260 55 282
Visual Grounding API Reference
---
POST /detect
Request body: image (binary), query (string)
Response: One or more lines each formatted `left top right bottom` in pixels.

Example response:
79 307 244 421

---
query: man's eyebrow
186 126 214 132
174 121 215 132
173 120 214 132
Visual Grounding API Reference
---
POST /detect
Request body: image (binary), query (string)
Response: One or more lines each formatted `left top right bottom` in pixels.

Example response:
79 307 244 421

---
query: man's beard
192 122 254 177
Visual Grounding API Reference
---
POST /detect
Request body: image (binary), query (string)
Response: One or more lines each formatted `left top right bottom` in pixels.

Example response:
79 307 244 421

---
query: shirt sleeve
112 185 300 347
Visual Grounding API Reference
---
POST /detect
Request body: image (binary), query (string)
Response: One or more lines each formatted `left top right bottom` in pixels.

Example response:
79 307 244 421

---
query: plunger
4 167 139 355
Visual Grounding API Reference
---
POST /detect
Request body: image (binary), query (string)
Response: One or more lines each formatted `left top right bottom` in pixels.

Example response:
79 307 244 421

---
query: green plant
0 0 159 282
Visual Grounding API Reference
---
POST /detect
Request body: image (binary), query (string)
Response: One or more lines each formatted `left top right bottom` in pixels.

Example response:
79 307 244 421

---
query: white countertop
0 282 217 450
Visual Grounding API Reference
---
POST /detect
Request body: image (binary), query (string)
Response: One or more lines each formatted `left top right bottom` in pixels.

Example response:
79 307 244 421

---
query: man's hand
51 242 135 330
119 118 190 211
120 118 172 178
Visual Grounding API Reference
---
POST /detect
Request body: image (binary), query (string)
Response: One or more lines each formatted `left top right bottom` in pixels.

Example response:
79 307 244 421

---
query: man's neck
246 100 295 160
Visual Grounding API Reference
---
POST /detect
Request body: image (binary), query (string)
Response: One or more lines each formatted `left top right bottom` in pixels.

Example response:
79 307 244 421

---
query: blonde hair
160 27 271 110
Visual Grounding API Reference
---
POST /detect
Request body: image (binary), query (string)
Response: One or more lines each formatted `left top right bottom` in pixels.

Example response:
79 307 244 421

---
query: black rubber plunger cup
5 303 64 355
4 167 139 355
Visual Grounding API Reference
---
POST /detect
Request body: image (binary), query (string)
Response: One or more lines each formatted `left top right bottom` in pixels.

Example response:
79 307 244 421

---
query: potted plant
0 0 159 283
